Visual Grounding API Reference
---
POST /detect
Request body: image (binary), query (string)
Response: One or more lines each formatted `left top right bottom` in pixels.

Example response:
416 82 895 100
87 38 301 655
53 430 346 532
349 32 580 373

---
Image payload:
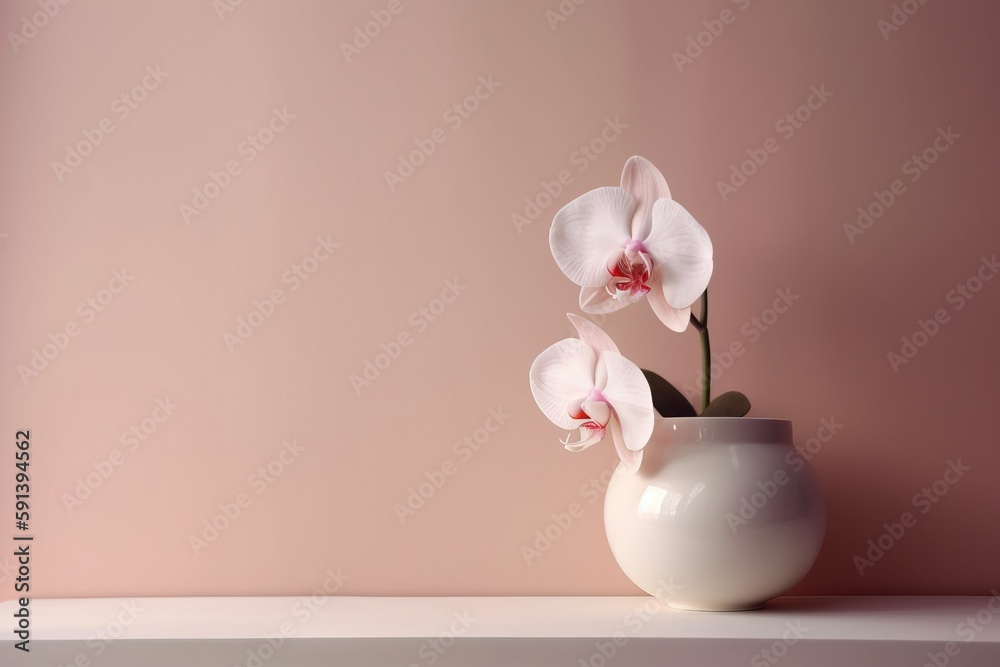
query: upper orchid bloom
529 314 654 473
549 156 713 332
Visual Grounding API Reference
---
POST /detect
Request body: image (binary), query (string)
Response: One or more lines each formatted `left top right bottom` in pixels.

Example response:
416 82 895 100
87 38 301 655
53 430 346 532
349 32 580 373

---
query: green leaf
641 369 697 418
701 391 751 417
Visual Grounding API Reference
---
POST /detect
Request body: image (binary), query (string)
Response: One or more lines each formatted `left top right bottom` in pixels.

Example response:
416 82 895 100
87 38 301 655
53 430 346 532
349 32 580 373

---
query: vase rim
652 416 793 444
654 416 790 423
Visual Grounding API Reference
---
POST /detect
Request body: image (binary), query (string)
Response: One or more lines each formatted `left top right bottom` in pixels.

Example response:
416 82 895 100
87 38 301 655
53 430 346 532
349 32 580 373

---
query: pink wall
1 0 998 600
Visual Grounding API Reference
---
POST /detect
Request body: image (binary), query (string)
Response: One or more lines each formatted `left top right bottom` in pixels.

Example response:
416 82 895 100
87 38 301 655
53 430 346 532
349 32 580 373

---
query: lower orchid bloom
529 314 654 473
549 156 713 333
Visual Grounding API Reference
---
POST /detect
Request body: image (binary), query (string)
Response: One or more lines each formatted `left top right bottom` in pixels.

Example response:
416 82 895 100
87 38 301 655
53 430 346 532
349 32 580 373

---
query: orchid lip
606 251 652 302
561 422 606 449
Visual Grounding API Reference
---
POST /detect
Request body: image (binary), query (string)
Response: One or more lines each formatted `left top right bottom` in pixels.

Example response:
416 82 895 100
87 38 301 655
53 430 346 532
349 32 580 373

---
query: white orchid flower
529 314 654 473
549 156 714 332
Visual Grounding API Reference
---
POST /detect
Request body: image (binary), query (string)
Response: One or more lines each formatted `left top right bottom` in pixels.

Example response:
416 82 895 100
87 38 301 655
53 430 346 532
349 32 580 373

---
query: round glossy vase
604 417 825 611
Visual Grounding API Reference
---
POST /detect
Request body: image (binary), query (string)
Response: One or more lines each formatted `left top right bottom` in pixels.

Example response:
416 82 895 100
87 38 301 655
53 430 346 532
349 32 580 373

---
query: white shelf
3 595 999 666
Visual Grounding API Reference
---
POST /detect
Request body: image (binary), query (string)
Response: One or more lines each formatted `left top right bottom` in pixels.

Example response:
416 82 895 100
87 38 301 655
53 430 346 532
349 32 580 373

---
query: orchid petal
600 351 654 451
646 279 691 333
582 400 611 427
595 355 608 391
611 417 643 474
567 313 620 355
580 286 632 315
566 397 587 420
550 187 633 287
644 199 713 309
529 338 597 430
620 156 671 241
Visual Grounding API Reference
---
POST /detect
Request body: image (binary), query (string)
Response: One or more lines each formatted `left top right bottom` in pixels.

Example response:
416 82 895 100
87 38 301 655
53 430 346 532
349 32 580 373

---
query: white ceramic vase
603 417 825 611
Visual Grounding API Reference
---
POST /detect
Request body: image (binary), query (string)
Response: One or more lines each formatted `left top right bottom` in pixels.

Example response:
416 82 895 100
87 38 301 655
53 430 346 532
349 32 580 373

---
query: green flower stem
688 290 711 413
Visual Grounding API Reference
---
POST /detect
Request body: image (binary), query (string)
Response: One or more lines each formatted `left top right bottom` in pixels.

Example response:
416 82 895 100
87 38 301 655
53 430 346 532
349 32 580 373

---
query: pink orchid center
607 247 652 303
578 393 610 433
562 393 612 450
